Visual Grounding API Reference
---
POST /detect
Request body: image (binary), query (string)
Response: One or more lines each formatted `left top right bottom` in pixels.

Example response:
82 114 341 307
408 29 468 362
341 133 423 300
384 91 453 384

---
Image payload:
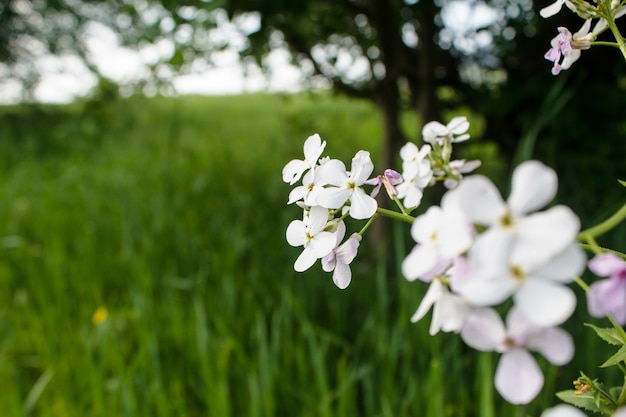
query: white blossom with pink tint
321 221 361 289
587 253 626 325
461 307 574 404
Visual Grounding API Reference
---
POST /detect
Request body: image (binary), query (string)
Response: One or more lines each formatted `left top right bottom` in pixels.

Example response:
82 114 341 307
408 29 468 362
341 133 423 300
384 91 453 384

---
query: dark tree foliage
1 0 624 193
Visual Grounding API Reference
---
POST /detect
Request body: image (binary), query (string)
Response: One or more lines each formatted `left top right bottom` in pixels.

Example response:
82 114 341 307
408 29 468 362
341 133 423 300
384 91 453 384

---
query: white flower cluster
282 117 478 289
282 116 589 406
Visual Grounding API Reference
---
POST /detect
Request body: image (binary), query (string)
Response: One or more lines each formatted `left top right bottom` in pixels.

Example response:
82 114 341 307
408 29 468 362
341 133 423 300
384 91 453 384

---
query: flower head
461 307 574 404
365 169 403 198
587 253 626 324
316 150 378 219
282 134 327 185
422 117 470 146
545 21 593 75
286 206 337 272
321 221 361 289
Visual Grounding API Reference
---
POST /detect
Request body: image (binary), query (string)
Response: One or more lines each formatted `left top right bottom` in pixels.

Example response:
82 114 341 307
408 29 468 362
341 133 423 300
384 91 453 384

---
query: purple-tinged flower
322 221 361 289
545 21 593 75
461 307 574 404
366 169 403 198
587 253 626 325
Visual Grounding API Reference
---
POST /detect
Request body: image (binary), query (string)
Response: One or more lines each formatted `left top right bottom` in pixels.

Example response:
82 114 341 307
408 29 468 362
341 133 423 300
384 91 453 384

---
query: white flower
397 142 433 208
286 206 336 272
287 168 324 206
410 258 472 335
443 159 482 189
451 160 584 326
402 195 473 282
461 307 574 404
316 150 378 220
282 133 326 185
422 117 470 145
321 221 361 289
541 405 587 417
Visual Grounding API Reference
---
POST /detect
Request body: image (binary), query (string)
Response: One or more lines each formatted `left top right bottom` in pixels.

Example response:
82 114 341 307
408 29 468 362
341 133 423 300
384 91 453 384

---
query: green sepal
600 345 626 368
585 323 626 346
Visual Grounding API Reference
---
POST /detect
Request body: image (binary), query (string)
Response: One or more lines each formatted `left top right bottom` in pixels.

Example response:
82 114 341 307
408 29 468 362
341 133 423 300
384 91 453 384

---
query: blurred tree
1 0 624 177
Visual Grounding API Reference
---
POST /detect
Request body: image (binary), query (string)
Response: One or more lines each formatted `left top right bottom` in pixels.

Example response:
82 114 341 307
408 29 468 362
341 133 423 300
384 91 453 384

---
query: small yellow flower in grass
92 307 108 325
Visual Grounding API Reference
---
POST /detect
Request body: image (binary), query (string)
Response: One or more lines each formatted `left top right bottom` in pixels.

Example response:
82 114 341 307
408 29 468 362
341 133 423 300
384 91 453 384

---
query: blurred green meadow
0 93 620 417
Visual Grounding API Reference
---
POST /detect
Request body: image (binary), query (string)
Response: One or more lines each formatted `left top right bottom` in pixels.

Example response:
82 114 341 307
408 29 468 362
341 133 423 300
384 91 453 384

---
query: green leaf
556 390 614 415
601 345 626 368
585 323 625 346
618 179 626 187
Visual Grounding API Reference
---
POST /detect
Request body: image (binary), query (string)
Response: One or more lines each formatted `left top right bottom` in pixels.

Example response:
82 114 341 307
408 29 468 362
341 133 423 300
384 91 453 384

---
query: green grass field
0 93 620 416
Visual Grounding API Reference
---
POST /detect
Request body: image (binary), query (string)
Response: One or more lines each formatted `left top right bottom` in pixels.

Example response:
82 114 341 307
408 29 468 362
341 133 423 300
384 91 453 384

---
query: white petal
309 231 337 259
508 161 557 215
307 206 330 235
348 188 378 219
432 294 471 334
447 116 469 135
400 142 418 162
335 234 360 264
411 279 444 324
495 349 543 404
303 134 325 163
332 261 352 289
286 220 307 247
514 279 576 327
350 150 374 184
422 121 448 138
316 159 348 187
437 205 473 259
541 404 588 417
294 247 318 272
402 244 438 282
403 186 424 209
321 252 336 272
527 327 574 366
316 186 352 210
410 206 441 244
532 243 586 283
282 159 306 185
460 308 506 351
514 206 580 268
457 272 517 307
539 0 564 18
288 185 307 204
453 176 507 226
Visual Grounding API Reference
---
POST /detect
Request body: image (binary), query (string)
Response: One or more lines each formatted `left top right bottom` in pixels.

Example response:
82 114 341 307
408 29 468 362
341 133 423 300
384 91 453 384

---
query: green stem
578 201 626 239
579 243 626 259
604 6 626 61
375 207 415 224
358 213 379 236
590 41 621 49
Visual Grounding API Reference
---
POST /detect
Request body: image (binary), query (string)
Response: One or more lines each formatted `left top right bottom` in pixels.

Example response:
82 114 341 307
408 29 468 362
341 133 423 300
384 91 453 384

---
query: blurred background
0 0 625 416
